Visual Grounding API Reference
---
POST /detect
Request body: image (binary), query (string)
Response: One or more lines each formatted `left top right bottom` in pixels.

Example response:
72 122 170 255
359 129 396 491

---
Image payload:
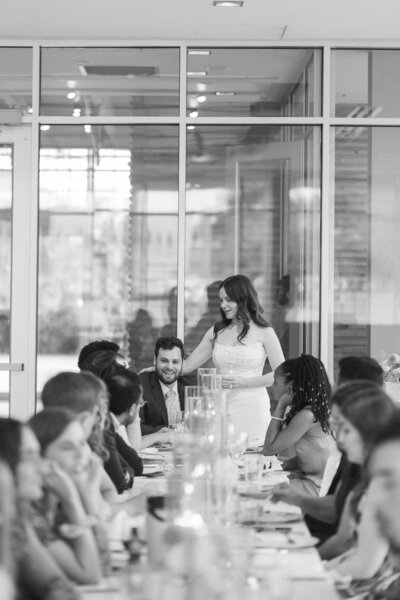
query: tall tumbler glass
197 367 217 387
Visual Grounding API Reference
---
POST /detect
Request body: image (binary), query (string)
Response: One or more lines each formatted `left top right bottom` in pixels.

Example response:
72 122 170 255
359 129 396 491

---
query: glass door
0 125 36 419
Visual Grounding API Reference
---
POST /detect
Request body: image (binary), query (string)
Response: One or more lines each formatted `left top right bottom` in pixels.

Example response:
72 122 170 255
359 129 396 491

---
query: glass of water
244 454 264 486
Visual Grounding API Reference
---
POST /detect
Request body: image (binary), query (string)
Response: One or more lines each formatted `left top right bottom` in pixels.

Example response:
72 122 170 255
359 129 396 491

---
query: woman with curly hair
182 274 285 442
263 354 336 495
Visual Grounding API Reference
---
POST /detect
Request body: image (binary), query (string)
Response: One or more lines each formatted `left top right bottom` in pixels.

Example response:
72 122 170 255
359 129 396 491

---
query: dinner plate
140 447 158 455
155 442 173 450
254 531 318 549
258 511 302 523
239 490 272 499
143 465 164 475
78 577 121 593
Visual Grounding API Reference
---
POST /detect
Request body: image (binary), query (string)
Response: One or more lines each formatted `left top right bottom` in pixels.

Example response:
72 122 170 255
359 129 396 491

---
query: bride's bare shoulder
252 324 278 343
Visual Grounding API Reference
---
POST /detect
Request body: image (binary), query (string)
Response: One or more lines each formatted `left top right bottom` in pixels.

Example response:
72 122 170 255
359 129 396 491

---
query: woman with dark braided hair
263 354 336 496
181 274 285 442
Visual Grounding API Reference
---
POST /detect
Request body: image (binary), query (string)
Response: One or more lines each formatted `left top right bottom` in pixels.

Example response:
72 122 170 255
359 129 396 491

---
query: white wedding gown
212 341 271 443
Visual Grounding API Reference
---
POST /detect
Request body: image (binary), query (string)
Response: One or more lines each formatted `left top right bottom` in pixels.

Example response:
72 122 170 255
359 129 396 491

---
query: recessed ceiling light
187 125 196 130
196 95 207 103
187 71 207 77
188 50 211 56
72 108 81 117
40 125 51 131
66 91 77 100
213 0 244 6
84 125 92 134
189 110 199 118
215 91 236 96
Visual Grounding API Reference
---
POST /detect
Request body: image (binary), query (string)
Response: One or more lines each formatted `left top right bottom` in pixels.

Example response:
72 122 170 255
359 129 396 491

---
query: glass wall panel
185 125 321 364
38 124 179 393
187 48 321 117
333 50 400 118
0 146 12 415
333 127 400 375
0 48 32 116
41 48 180 116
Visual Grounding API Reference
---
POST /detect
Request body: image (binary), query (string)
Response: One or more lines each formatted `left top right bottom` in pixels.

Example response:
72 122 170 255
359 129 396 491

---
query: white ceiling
1 0 399 42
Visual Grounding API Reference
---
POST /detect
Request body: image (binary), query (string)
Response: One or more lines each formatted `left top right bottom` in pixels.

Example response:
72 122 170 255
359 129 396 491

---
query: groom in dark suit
139 336 186 434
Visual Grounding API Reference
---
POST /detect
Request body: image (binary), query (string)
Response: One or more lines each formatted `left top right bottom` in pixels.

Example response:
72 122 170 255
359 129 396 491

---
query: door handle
0 363 24 371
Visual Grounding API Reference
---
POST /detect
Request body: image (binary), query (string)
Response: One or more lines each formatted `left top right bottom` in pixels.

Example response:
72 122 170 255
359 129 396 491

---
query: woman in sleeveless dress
264 355 336 496
181 274 285 442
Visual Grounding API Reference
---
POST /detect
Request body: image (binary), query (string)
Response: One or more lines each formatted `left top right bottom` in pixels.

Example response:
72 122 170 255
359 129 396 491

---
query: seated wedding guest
43 370 142 494
78 339 128 373
42 370 109 442
337 355 384 387
263 355 336 496
0 460 15 600
366 413 400 599
321 382 395 588
28 408 103 585
101 365 144 482
140 336 186 434
272 355 384 542
0 417 79 600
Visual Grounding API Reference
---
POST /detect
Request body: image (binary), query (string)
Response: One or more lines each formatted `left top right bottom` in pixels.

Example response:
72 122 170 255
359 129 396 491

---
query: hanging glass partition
332 49 400 118
40 47 180 116
186 47 322 117
0 146 12 415
38 124 179 390
0 47 32 116
333 126 400 372
184 125 322 361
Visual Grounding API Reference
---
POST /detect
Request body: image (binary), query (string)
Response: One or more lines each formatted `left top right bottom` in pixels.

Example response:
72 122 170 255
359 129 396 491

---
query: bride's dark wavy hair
213 274 269 343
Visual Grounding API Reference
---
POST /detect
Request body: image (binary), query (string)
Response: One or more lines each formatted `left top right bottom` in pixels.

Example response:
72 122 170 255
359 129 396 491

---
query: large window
38 124 179 386
333 126 400 370
185 125 321 361
3 42 400 415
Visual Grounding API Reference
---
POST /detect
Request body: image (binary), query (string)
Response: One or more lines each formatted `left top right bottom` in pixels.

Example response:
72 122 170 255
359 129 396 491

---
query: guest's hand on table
222 375 246 390
270 482 302 506
153 428 174 444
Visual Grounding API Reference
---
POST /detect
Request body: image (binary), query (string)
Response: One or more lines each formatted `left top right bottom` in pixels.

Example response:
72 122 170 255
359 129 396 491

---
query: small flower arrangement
382 353 400 382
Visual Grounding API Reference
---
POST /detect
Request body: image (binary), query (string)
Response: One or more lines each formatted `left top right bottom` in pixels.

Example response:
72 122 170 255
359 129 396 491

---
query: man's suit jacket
139 371 185 435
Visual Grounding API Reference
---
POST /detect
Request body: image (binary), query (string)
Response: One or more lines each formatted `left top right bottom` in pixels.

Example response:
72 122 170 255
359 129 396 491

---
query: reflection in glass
333 50 400 118
40 47 180 116
185 125 321 361
0 147 12 414
0 48 32 116
187 48 321 117
333 127 400 372
38 124 179 390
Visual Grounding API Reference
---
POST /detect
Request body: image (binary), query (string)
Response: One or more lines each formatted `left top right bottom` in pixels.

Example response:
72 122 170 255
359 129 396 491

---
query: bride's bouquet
382 354 400 405
382 353 400 382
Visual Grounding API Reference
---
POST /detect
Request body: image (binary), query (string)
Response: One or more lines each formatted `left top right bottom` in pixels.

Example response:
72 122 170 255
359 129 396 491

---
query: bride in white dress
182 275 285 443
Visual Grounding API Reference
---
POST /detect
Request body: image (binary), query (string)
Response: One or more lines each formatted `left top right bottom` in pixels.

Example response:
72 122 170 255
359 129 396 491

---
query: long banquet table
79 451 340 600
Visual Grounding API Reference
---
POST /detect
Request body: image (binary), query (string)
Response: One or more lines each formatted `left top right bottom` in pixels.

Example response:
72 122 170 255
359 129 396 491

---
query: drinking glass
184 385 203 414
197 367 217 387
244 454 264 486
200 373 222 393
169 411 187 432
228 428 249 464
